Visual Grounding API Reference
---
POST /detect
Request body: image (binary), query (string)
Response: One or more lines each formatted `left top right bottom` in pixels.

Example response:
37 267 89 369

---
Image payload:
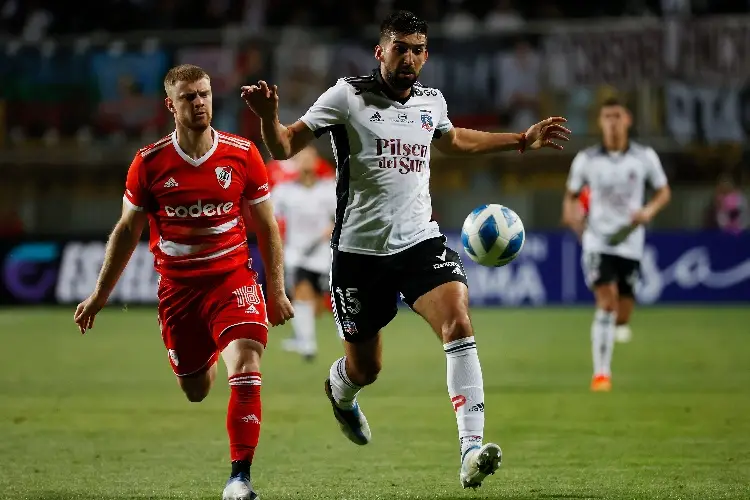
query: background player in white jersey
272 145 336 361
242 10 570 489
562 97 671 392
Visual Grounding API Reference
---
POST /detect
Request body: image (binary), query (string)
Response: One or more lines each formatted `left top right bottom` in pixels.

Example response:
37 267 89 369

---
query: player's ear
375 44 385 63
165 97 175 113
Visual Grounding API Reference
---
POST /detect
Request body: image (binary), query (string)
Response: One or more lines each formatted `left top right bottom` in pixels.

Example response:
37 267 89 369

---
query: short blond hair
164 64 210 94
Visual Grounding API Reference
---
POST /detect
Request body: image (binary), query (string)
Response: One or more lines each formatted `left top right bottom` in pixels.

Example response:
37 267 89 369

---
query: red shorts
157 266 268 377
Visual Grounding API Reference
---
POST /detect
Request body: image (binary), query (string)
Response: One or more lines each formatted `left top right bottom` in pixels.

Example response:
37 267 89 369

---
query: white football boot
460 442 502 489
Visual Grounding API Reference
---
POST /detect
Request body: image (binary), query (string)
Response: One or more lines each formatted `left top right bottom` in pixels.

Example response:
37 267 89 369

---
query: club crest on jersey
421 113 434 132
215 166 232 189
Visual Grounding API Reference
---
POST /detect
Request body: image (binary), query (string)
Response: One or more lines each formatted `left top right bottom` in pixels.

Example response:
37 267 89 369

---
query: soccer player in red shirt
73 64 293 500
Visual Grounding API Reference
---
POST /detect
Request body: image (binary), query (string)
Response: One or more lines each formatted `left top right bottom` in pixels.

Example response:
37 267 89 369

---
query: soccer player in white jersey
242 10 571 489
272 145 336 361
562 97 671 392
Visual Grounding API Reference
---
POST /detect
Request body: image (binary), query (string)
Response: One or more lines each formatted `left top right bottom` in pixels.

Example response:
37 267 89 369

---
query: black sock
231 459 251 477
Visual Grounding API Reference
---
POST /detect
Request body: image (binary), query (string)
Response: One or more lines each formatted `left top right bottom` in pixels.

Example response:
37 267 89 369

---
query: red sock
227 372 262 463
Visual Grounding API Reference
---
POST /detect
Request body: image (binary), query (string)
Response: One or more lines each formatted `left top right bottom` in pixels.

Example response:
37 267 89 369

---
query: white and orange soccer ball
460 204 525 267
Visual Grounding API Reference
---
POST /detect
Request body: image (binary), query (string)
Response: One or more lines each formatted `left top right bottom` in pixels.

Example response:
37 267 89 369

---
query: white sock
591 309 616 376
291 300 316 355
444 336 485 458
329 357 361 409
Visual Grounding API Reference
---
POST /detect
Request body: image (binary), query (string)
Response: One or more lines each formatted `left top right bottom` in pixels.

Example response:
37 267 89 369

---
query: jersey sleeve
299 80 349 137
644 147 668 189
434 91 454 139
123 154 149 211
566 152 588 194
244 142 271 205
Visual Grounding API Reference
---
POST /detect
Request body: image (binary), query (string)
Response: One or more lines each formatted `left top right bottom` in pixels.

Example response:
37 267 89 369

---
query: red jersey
124 130 270 279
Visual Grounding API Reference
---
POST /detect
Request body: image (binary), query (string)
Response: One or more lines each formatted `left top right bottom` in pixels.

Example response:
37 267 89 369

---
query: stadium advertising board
0 232 748 306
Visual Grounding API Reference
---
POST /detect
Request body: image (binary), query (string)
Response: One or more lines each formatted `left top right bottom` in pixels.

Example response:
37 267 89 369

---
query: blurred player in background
73 64 293 500
242 10 570 489
266 142 335 189
272 145 336 361
577 183 631 343
563 97 670 392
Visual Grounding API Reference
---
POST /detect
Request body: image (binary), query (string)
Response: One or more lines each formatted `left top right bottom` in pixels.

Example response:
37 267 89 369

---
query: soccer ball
460 204 525 267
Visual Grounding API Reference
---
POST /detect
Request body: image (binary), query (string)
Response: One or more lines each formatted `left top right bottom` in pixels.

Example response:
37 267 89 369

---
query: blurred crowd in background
0 0 748 237
4 0 750 38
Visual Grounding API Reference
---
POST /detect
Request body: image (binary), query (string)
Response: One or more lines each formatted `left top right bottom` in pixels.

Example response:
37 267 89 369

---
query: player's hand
74 293 107 334
631 208 653 226
267 291 294 327
525 117 571 151
241 81 279 120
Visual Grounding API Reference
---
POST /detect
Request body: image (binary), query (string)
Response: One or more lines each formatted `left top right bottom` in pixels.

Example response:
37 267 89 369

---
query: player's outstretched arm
241 81 315 160
73 203 147 334
434 117 571 155
247 199 294 326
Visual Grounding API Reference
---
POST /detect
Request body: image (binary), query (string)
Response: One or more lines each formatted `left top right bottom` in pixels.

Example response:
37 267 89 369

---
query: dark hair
380 10 428 42
600 96 626 109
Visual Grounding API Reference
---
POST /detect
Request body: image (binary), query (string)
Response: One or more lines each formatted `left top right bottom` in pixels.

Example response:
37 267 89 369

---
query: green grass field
1 306 749 500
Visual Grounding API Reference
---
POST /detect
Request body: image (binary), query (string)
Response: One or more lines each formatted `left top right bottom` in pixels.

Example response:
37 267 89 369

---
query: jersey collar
599 141 630 155
171 127 219 167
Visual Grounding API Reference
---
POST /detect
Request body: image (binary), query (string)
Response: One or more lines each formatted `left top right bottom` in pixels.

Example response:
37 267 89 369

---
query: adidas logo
163 177 178 188
245 304 258 314
241 414 260 424
452 266 464 276
370 112 383 122
468 402 484 413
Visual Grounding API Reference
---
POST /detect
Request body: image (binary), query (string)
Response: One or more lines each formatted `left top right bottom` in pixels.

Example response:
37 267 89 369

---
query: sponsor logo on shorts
168 349 179 366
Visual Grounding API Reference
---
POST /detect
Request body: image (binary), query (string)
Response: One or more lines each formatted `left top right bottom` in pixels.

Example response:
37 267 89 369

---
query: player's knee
179 370 214 403
441 313 473 343
184 387 209 403
594 285 618 312
222 338 264 377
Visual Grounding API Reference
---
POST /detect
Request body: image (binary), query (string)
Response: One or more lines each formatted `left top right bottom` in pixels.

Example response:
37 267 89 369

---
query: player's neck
299 174 315 187
175 126 214 160
602 137 628 153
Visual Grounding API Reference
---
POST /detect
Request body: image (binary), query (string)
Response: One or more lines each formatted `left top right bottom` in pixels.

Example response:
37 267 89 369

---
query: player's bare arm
247 198 294 325
241 81 314 160
562 189 585 238
73 202 148 333
632 184 671 225
433 117 571 155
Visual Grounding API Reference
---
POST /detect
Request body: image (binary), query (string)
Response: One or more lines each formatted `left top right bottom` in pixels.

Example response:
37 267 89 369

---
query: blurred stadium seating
0 1 748 303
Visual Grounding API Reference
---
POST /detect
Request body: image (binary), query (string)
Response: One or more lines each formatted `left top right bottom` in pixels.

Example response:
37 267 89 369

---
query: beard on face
187 110 211 131
385 67 417 92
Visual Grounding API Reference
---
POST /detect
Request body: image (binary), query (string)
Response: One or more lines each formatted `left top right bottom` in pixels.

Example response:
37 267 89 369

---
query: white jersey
299 71 453 255
566 142 668 261
272 179 336 274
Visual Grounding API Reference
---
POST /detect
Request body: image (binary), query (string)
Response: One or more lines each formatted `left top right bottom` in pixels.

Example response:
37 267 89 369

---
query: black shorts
330 236 468 342
582 252 640 297
294 267 328 295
